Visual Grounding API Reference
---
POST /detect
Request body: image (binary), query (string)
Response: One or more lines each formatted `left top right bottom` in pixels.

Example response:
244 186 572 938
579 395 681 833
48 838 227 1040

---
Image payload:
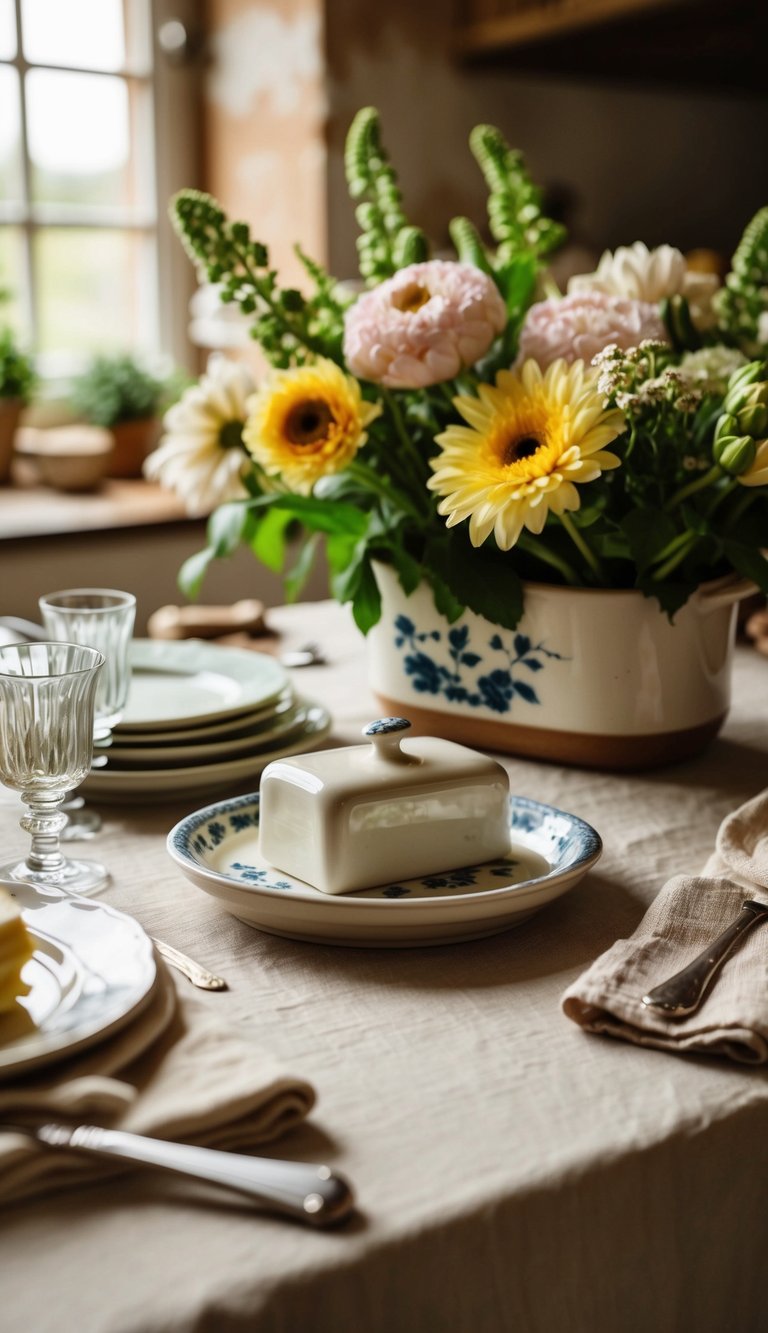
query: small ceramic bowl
16 426 114 491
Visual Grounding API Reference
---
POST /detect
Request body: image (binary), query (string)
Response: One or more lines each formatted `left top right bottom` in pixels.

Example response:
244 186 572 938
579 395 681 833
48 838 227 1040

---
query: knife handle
641 899 768 1018
36 1122 354 1227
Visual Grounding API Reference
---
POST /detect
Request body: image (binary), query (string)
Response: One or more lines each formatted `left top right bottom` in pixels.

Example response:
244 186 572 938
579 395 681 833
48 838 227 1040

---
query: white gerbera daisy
144 353 254 515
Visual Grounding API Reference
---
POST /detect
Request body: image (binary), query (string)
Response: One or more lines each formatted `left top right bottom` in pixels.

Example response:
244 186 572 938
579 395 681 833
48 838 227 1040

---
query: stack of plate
82 639 331 804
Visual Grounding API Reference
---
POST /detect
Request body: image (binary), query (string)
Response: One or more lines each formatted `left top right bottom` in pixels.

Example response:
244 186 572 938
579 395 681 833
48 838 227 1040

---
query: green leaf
270 494 368 539
284 534 321 602
722 540 768 592
620 509 678 573
178 547 214 600
249 506 293 573
638 576 697 620
429 573 464 624
351 560 382 633
207 501 250 557
380 543 422 596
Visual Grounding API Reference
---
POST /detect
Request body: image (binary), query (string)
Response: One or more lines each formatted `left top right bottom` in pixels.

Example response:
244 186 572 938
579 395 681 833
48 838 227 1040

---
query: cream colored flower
243 358 381 494
568 242 719 330
143 353 253 515
428 359 624 550
738 439 768 488
343 260 506 389
679 346 748 395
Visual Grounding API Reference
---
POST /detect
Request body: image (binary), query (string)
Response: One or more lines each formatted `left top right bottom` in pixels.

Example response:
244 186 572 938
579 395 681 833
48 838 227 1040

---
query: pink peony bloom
517 291 668 370
343 260 506 389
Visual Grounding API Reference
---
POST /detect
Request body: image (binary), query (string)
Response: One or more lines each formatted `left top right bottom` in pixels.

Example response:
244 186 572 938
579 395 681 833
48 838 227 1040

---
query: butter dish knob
363 716 415 764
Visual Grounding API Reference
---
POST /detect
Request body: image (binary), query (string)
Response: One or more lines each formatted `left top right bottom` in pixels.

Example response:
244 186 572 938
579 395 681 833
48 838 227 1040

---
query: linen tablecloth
1 600 767 1333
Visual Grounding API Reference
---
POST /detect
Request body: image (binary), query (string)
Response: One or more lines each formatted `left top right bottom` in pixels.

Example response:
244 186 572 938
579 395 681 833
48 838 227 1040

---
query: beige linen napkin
562 788 768 1064
0 959 315 1204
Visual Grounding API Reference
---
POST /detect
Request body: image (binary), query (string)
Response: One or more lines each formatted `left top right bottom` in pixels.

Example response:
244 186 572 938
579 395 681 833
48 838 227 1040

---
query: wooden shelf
455 0 767 89
0 474 191 541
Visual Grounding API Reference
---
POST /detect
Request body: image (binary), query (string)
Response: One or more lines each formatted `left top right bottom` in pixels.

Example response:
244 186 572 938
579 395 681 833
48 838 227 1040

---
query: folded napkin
0 959 315 1205
562 788 768 1064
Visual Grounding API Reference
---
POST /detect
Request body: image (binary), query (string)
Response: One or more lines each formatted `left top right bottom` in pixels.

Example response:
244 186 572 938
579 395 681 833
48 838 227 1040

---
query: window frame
0 0 200 384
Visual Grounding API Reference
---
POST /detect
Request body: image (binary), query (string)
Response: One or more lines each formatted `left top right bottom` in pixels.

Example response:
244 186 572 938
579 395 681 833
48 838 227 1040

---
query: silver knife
5 1121 354 1227
641 899 768 1018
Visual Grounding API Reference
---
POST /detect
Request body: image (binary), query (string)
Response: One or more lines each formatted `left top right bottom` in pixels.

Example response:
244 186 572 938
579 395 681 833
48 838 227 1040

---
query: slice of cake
0 887 34 1012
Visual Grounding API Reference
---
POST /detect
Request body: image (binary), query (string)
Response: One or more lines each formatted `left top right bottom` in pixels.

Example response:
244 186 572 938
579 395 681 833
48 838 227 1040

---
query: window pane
0 0 16 60
0 66 23 206
21 0 125 71
0 227 29 340
27 70 137 211
35 227 151 357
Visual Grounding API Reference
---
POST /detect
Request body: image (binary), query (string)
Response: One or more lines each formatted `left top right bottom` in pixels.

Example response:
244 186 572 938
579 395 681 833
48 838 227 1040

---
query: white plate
119 640 289 731
83 706 332 803
111 688 296 746
167 795 602 947
0 882 156 1078
107 701 312 767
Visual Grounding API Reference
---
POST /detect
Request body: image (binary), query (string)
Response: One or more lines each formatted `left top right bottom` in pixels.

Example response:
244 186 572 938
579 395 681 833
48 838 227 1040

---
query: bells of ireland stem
714 434 757 476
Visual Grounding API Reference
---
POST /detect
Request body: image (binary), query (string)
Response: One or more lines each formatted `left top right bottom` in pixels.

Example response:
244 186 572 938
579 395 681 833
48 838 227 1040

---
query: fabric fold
0 959 316 1205
562 789 768 1064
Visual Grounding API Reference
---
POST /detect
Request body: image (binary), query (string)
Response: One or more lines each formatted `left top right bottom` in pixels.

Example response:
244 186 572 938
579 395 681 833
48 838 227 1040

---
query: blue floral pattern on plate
169 792 601 902
393 615 568 714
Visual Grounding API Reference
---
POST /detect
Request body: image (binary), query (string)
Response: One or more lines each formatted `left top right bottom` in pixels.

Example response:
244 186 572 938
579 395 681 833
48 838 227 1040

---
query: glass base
0 855 111 897
60 807 102 841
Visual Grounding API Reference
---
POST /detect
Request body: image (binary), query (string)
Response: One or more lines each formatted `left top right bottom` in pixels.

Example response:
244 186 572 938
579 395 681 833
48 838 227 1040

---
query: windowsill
0 467 195 541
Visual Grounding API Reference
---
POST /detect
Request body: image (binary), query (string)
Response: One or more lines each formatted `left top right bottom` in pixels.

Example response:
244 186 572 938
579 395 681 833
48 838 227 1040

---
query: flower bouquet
156 108 768 650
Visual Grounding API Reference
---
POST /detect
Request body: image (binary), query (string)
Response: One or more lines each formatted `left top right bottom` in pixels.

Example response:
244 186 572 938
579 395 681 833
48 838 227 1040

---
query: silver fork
2 1121 354 1226
151 939 228 992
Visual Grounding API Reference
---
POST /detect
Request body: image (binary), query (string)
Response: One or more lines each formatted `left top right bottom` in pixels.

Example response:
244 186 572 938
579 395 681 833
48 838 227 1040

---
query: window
0 0 200 381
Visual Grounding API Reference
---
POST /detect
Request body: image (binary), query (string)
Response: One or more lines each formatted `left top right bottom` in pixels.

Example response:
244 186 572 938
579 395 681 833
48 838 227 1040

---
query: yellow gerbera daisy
243 358 381 494
428 359 625 550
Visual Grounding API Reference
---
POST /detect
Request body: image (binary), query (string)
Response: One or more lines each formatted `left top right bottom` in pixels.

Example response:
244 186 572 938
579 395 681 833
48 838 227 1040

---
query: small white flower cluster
678 345 748 395
593 344 704 415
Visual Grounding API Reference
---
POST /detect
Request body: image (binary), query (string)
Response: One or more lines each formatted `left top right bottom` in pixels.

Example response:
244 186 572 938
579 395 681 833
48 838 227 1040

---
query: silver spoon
642 899 768 1017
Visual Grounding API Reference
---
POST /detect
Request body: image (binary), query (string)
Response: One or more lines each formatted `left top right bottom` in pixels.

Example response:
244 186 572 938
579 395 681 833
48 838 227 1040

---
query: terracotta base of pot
373 693 726 771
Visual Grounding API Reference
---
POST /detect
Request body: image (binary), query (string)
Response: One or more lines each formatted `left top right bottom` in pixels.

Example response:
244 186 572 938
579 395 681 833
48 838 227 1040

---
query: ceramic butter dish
258 717 510 895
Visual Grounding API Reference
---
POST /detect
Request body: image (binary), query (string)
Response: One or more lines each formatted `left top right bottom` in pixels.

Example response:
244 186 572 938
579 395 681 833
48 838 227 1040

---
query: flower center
284 399 334 447
218 419 245 451
392 282 431 314
502 435 544 466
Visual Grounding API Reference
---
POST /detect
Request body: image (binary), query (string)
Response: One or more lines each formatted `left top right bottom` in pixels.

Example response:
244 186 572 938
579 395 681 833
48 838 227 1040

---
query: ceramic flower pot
368 561 756 770
108 416 161 479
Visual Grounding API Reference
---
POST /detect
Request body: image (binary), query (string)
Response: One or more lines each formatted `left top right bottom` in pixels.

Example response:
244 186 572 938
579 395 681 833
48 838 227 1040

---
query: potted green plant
0 328 34 484
71 354 169 478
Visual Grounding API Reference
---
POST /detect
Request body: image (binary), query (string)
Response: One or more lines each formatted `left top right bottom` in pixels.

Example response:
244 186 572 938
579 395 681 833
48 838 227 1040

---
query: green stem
517 531 580 586
558 512 606 584
346 459 422 522
231 239 325 358
652 531 698 582
382 388 430 499
666 463 722 510
651 528 694 567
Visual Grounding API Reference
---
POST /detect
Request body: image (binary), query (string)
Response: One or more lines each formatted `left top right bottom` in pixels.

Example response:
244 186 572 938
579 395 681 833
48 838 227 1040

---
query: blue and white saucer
168 795 601 947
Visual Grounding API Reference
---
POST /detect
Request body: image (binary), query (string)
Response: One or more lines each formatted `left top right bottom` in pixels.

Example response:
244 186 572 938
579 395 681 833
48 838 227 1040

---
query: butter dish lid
260 717 509 797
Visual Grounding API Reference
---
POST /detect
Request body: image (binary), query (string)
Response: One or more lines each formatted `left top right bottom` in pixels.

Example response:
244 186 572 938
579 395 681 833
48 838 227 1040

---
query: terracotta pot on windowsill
0 398 23 484
108 416 162 479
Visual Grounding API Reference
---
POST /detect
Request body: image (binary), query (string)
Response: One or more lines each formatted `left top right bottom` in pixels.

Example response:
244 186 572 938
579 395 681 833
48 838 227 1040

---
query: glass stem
20 789 68 874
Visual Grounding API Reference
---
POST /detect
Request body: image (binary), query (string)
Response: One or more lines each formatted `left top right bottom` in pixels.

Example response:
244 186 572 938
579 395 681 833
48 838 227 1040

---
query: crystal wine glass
39 589 136 847
0 642 106 893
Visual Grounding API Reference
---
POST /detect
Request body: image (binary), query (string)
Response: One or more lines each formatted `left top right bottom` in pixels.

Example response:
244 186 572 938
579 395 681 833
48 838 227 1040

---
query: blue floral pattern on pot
393 615 567 714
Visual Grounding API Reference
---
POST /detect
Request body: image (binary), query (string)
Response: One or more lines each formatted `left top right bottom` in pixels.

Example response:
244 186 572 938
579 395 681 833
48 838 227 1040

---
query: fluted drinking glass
0 642 106 893
39 588 136 853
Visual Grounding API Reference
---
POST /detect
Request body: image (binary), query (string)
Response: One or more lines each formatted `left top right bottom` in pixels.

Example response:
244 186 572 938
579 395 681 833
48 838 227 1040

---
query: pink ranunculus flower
516 290 668 370
343 260 507 389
